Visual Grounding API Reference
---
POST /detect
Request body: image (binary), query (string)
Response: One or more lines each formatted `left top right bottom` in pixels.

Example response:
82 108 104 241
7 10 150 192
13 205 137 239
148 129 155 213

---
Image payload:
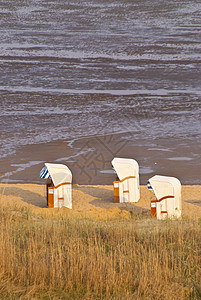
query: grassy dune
0 198 200 299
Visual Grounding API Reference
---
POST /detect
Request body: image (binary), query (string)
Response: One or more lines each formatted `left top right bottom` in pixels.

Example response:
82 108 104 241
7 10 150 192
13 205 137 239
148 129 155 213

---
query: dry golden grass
0 194 200 300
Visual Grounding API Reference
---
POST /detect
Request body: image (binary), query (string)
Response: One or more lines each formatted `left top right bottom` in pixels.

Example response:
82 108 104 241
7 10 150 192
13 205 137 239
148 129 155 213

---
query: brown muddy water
0 0 201 184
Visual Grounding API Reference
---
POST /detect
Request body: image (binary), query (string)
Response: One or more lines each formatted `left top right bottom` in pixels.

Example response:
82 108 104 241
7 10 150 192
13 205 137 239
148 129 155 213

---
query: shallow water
0 0 201 184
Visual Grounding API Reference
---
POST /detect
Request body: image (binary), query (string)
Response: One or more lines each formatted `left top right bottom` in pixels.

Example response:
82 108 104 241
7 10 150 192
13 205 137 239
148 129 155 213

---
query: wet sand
1 133 201 185
1 183 201 219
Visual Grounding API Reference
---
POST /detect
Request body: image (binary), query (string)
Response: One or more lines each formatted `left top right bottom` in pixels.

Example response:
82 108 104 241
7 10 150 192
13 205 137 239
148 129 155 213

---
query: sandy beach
1 1 201 298
1 183 201 219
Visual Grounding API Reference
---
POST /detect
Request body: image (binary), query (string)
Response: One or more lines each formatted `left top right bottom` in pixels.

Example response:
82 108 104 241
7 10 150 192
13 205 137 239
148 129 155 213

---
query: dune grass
0 199 200 299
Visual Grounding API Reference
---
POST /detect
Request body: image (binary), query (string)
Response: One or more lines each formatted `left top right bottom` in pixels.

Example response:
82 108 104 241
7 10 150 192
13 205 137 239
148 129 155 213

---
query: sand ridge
0 184 201 220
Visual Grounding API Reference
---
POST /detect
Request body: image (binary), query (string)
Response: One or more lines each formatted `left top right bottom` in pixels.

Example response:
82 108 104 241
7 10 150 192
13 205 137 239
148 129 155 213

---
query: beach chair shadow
186 200 201 208
73 185 113 203
73 185 150 216
2 186 47 208
90 198 150 216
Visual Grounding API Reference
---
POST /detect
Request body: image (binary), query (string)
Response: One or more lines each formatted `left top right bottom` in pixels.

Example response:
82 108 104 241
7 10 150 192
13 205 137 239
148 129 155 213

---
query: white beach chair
40 163 72 209
147 175 181 219
112 157 140 203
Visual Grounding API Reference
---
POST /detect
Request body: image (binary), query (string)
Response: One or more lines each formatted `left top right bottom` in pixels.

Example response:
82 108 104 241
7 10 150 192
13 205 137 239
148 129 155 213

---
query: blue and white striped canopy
147 180 153 190
40 165 50 179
